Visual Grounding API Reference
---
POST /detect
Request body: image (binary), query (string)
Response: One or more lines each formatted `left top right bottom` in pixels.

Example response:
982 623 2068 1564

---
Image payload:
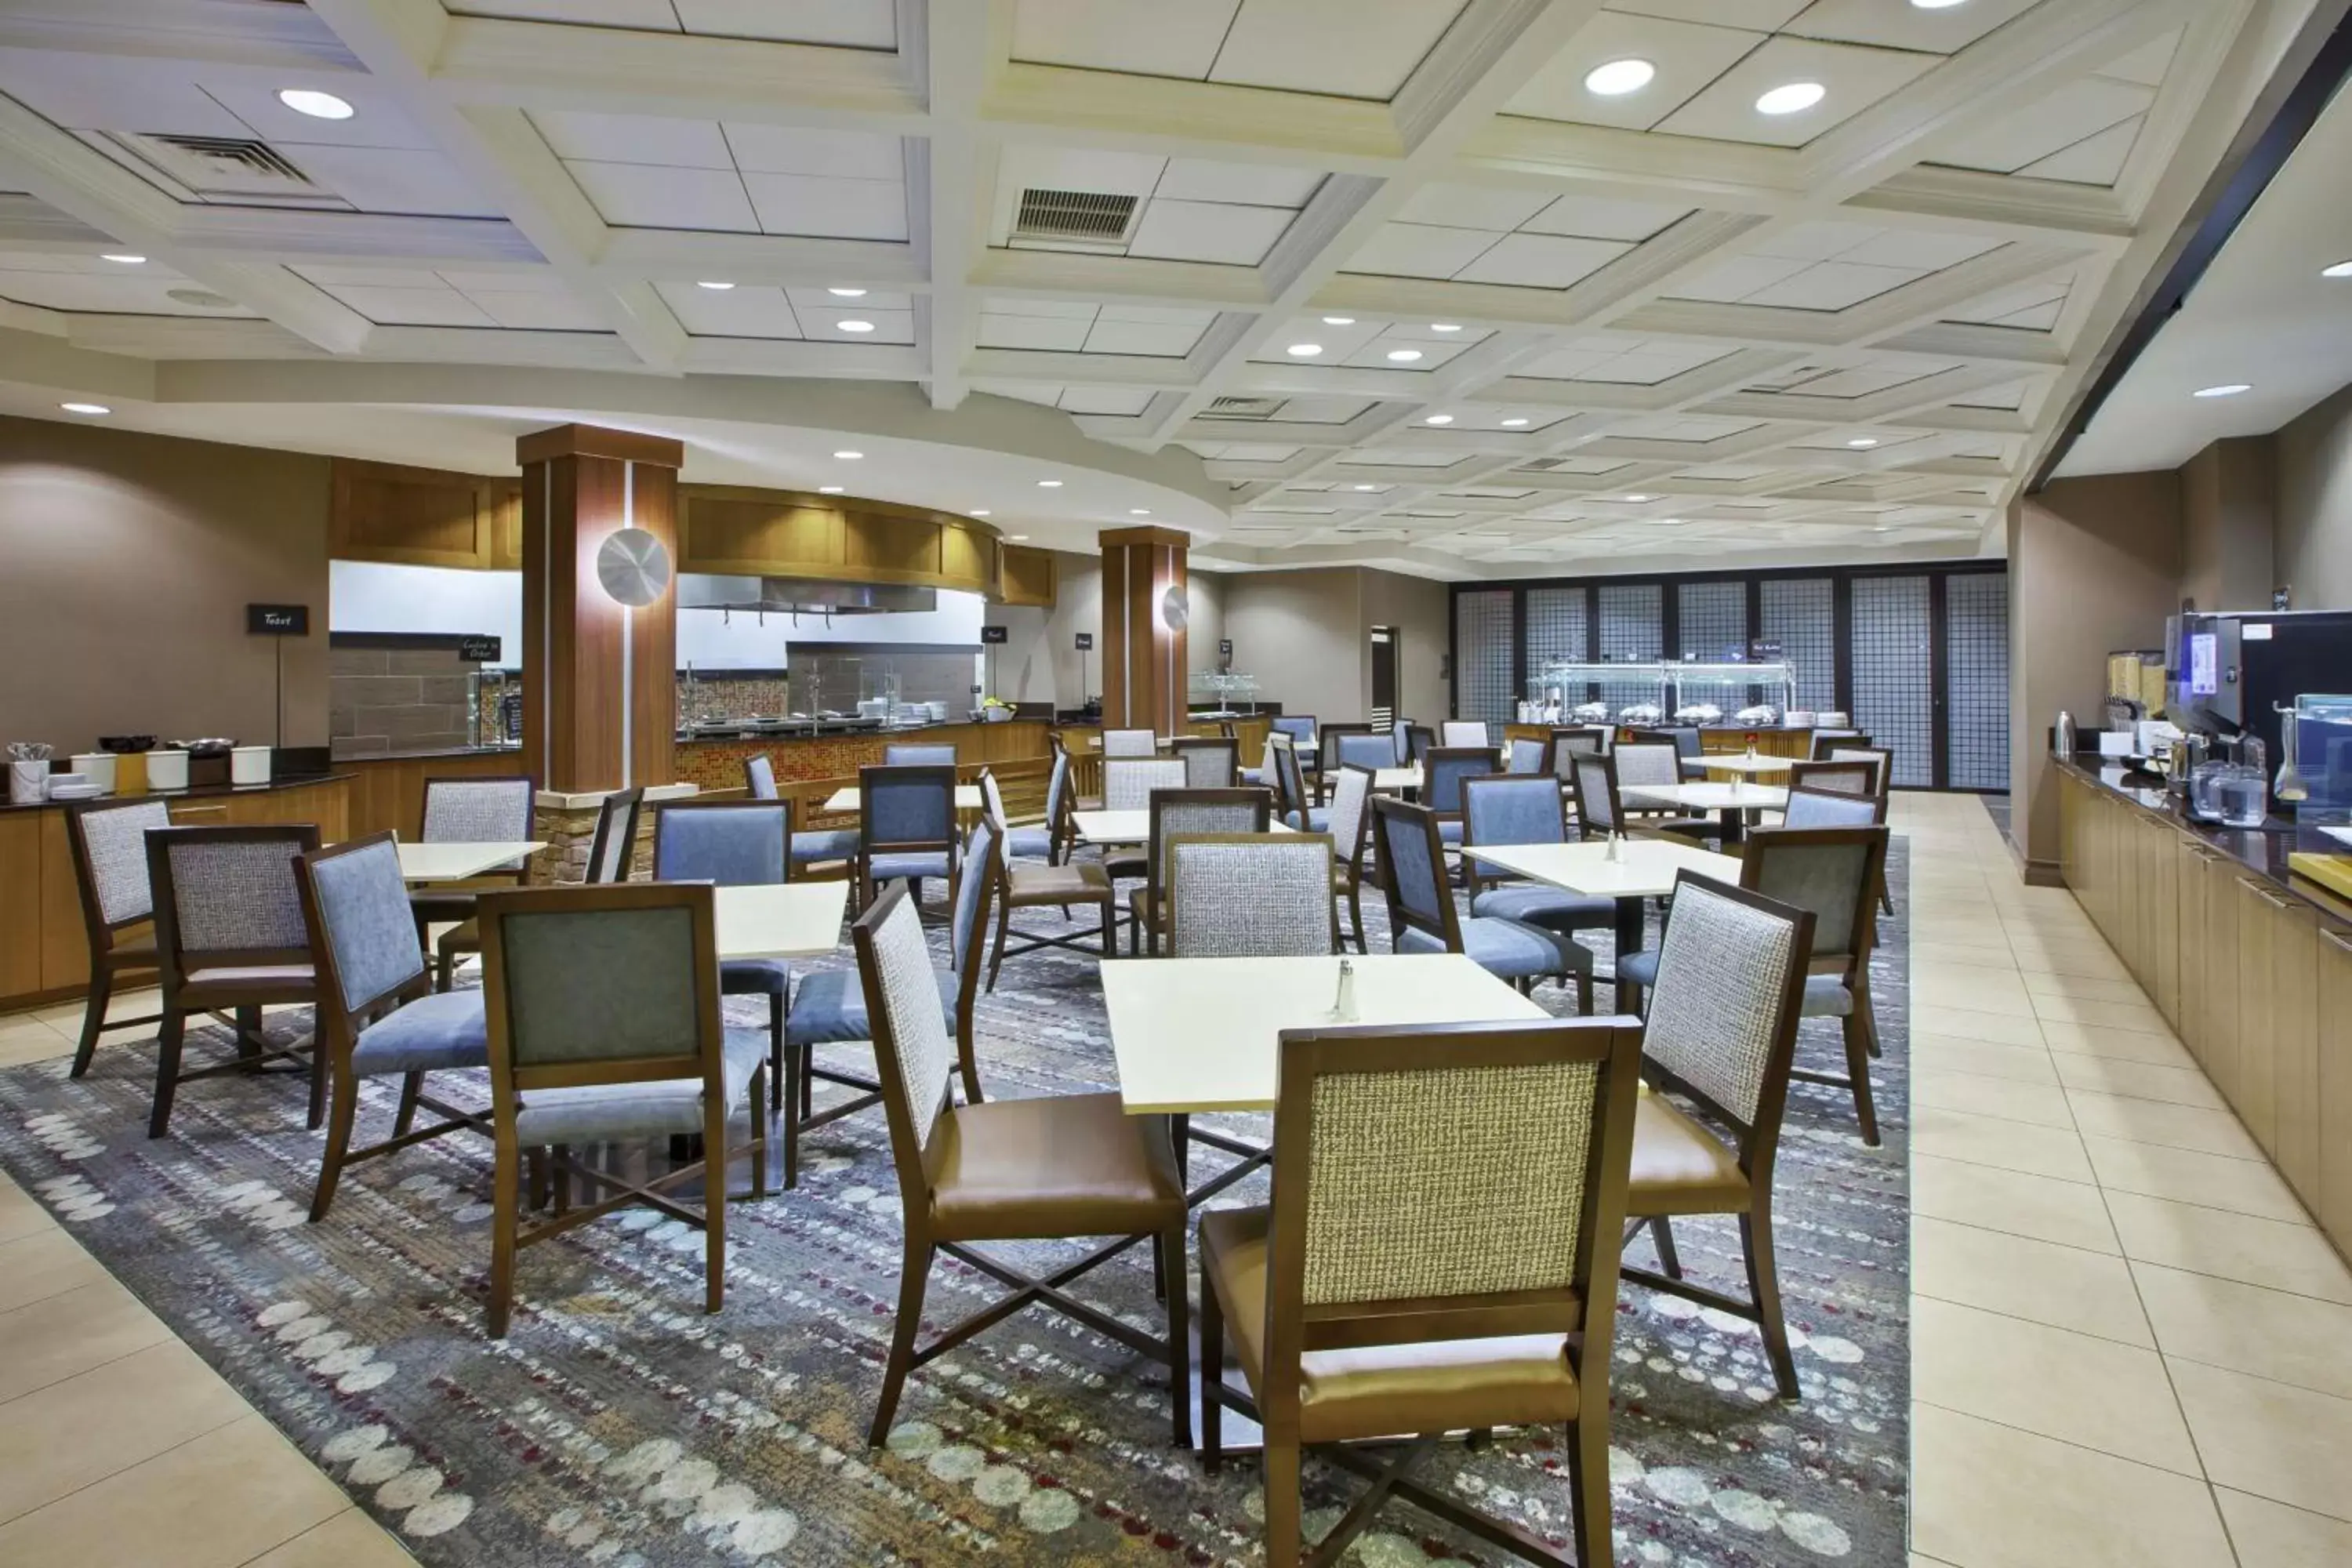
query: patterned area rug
0 844 1909 1567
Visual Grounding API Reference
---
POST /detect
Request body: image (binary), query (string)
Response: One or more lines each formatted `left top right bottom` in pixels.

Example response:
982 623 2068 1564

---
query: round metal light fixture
1161 583 1190 631
278 88 354 120
595 527 672 608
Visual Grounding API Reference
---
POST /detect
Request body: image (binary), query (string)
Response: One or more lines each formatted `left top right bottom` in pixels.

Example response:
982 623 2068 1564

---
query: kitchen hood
675 575 938 616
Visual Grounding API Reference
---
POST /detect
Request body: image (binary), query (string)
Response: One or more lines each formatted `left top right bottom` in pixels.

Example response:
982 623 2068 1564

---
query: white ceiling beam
0 0 362 74
594 230 923 291
910 0 993 411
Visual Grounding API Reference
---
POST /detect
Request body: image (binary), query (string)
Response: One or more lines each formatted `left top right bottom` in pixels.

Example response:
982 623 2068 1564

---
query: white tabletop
1372 766 1422 792
715 882 847 960
396 840 546 883
1103 953 1550 1114
1073 811 1299 845
1622 782 1788 812
1463 838 1744 900
821 783 985 815
1696 753 1796 776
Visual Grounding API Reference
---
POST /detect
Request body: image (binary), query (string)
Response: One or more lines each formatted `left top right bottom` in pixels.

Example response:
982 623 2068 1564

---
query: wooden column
1098 526 1189 734
518 423 684 793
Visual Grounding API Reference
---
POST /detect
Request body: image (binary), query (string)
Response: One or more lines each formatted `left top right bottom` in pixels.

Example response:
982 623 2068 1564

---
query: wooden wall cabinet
331 458 510 569
677 486 1005 597
2319 924 2352 1246
1000 544 1058 607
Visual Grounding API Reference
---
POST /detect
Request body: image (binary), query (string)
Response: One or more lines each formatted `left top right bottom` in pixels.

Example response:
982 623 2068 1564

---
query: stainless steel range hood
675 575 938 616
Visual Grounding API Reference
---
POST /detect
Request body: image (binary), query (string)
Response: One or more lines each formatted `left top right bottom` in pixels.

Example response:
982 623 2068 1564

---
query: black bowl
97 735 157 753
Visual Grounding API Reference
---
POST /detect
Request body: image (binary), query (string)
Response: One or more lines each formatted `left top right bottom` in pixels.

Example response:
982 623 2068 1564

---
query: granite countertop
333 743 524 764
1 771 350 815
2053 754 2352 924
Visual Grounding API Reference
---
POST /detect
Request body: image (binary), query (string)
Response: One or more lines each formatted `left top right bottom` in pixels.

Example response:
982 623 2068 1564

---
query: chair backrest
1505 737 1547 775
421 775 535 873
853 883 962 1196
742 754 779 800
1570 751 1621 837
1828 746 1893 797
1612 742 1679 788
1148 787 1271 898
1404 724 1436 767
1043 747 1072 841
978 767 1007 830
652 800 787 886
1391 718 1413 759
1739 825 1886 978
477 882 722 1109
586 786 646 884
1166 833 1335 957
1335 731 1396 772
884 742 957 768
1104 756 1187 811
295 834 429 1040
1271 715 1316 750
1368 796 1459 950
956 811 1000 979
1318 722 1371 777
1639 874 1813 1175
1102 728 1158 758
1267 734 1312 821
1782 784 1884 829
1171 737 1239 788
1326 763 1375 872
66 797 173 935
1258 1018 1639 1374
1809 730 1871 760
146 825 321 978
1788 760 1878 799
1440 720 1489 748
1664 725 1702 760
1422 746 1492 815
858 764 957 854
1461 774 1567 851
1548 728 1601 783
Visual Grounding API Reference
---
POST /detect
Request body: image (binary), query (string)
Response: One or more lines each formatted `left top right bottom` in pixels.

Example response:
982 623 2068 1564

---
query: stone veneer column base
532 784 699 884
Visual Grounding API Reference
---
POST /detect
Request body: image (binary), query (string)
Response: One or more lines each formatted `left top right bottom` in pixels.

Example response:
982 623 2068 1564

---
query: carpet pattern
0 844 1909 1566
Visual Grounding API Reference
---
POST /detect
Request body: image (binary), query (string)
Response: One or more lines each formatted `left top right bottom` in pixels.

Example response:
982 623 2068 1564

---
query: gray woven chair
884 743 958 767
295 833 491 1220
476 880 768 1338
1102 756 1185 811
1269 734 1327 832
1440 720 1490 748
653 800 794 1116
143 825 324 1138
1574 747 1715 844
1620 873 1816 1400
414 775 537 987
1101 728 1158 758
1128 788 1272 956
1325 762 1376 953
1199 1015 1642 1568
1664 725 1706 777
1370 796 1592 1009
1165 833 1336 957
856 764 959 912
63 797 170 1079
1334 731 1396 774
1783 784 1882 829
1461 774 1614 938
585 787 646 884
1171 737 1239 787
1823 746 1896 914
1788 759 1876 797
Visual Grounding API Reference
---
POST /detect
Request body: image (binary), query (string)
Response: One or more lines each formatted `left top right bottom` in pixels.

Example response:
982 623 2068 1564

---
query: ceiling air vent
1011 187 1141 248
108 132 332 204
1203 396 1284 420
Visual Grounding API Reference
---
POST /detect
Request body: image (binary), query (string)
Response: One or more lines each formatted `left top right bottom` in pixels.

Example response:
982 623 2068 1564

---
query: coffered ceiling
0 0 2317 577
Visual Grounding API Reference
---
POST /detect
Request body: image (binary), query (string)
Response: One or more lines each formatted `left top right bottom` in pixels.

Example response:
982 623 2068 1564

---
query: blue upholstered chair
1403 723 1436 768
746 753 859 873
1006 749 1072 861
1368 796 1591 1007
1325 763 1376 953
1421 746 1494 848
884 742 958 767
745 753 779 799
1316 724 1368 797
1391 717 1414 759
856 764 959 912
784 815 995 1187
1783 784 1882 829
1460 775 1613 938
1506 737 1548 775
1270 714 1316 761
1335 731 1396 774
475 880 768 1338
1664 725 1707 777
296 833 490 1220
653 800 793 1115
978 781 1116 984
1269 735 1327 832
61 797 170 1080
1242 734 1276 789
584 787 645 884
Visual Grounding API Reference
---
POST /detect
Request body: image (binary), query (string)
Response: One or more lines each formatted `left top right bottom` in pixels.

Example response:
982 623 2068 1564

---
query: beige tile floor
2 793 2348 1565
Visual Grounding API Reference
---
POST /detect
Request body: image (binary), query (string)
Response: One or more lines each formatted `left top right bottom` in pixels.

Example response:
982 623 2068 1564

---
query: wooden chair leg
488 1139 521 1338
1263 1438 1302 1568
1200 1255 1225 1473
1097 895 1116 958
1841 1010 1882 1146
1651 1215 1682 1279
748 1065 768 1201
1742 1209 1800 1399
781 1042 802 1190
868 1240 934 1447
393 1071 424 1137
1575 973 1593 1015
1162 1219 1191 1448
1563 1405 1613 1568
767 994 784 1114
309 1066 360 1222
306 1029 329 1132
986 894 1011 993
69 968 113 1079
703 1107 727 1316
798 1041 815 1121
955 1029 984 1110
147 1008 185 1139
1347 884 1367 954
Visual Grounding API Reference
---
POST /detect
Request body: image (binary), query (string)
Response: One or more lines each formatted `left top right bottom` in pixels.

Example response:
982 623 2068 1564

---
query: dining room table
820 783 985 815
1620 779 1788 841
1461 836 1744 1009
1693 753 1796 777
1072 811 1301 845
714 881 848 960
395 840 548 883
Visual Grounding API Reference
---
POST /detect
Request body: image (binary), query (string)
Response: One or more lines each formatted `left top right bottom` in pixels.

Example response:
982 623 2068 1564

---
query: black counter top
2053 755 2352 924
1 771 350 815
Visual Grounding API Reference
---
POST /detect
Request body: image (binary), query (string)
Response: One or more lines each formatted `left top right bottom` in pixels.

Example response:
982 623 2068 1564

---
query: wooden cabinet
2234 876 2281 1152
2319 923 2352 1248
331 458 508 569
0 814 41 1002
2190 847 2242 1106
2270 896 2321 1207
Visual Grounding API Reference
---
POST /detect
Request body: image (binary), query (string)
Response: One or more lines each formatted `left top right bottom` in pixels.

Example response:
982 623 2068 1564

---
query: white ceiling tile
2016 115 2144 187
1097 304 1218 326
0 271 258 316
1664 252 1812 302
1933 76 2152 173
1081 316 1208 356
1835 230 2002 271
317 284 495 328
980 296 1101 320
1944 278 2068 328
1453 232 1631 289
742 172 908 240
196 82 438 151
672 0 898 47
568 160 759 230
1341 222 1500 279
1392 186 1553 231
1211 1 1472 101
978 310 1093 350
1274 396 1377 423
445 2 679 25
1607 2 1810 31
2097 31 2181 89
783 287 913 312
285 145 506 218
1341 334 1471 370
659 281 804 336
1011 0 1240 78
1653 37 1940 148
1505 13 1768 130
1749 220 1890 262
437 267 573 294
532 111 734 169
724 125 904 179
1127 199 1294 265
1249 314 1383 361
1058 387 1153 415
459 288 608 331
293 263 444 289
0 52 249 137
1521 194 1693 241
1784 0 2040 55
804 307 914 343
1152 158 1323 208
975 379 1064 406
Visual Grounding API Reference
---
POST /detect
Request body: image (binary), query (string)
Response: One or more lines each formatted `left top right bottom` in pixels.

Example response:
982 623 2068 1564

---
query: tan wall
0 415 330 755
2181 435 2277 612
2009 471 2183 874
993 550 1224 712
1361 566 1452 724
2275 380 2352 609
1221 568 1368 726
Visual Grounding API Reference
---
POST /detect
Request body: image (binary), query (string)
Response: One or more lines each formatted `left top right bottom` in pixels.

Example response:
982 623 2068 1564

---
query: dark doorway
1370 625 1398 729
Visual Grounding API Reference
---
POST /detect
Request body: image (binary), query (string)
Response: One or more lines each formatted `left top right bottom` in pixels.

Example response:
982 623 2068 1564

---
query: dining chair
1171 736 1239 787
414 775 537 991
1664 725 1706 776
294 833 490 1221
1505 736 1548 775
853 883 1189 1448
1324 762 1376 954
743 753 779 799
1421 745 1494 848
1102 756 1187 811
1270 714 1317 751
1440 720 1490 748
1269 735 1326 831
143 824 324 1138
1403 723 1436 768
1617 872 1816 1400
786 814 993 1187
1390 717 1414 760
1824 746 1895 912
584 786 647 884
1788 760 1878 799
475 880 768 1338
1242 733 1276 789
1164 833 1336 957
1809 730 1873 760
1129 787 1272 955
62 797 169 1079
1316 724 1372 801
884 742 957 768
1102 728 1158 758
1548 727 1602 790
1198 1015 1641 1568
1004 747 1073 862
978 778 1116 984
1782 782 1884 829
1603 743 1719 844
856 764 960 912
1370 797 1592 1008
1334 731 1396 774
1460 774 1614 939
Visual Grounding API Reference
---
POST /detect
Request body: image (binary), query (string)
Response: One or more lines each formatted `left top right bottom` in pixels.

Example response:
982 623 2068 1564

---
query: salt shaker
1332 956 1358 1022
1606 830 1626 864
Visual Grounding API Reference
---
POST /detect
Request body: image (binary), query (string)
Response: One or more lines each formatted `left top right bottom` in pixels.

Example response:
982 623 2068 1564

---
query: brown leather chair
975 771 1116 984
852 883 1189 1448
1619 872 1817 1400
61 797 169 1079
1126 787 1272 955
1199 1016 1642 1568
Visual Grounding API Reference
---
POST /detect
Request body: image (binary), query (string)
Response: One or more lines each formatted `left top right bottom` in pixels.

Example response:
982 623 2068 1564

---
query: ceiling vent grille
109 132 332 204
1012 187 1140 246
1203 395 1284 420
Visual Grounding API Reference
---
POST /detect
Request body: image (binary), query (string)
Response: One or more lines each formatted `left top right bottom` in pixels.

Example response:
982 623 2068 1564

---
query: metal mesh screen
1526 586 1590 706
1675 580 1748 662
1454 589 1515 733
1596 583 1662 715
1945 572 2011 791
1760 578 1836 713
1850 575 1933 787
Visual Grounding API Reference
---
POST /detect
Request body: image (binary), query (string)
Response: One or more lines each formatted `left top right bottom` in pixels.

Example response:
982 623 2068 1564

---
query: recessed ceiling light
1429 322 1461 333
828 286 866 297
1500 416 1530 428
1287 343 1323 357
1623 494 1652 503
1874 524 1893 532
971 509 991 517
1129 508 1150 515
1847 437 1879 448
2325 261 2352 278
1352 484 1379 492
2194 383 2251 398
278 88 354 120
1911 0 1969 9
1037 479 1062 488
1425 414 1454 426
697 280 735 290
1386 349 1423 362
1007 534 1029 542
818 485 845 494
60 401 109 416
1584 58 1657 96
837 319 875 333
99 253 144 265
1756 82 1826 115
1322 315 1356 325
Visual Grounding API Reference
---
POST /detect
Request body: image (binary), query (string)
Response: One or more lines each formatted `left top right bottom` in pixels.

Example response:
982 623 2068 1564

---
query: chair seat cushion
1102 851 1146 880
1616 948 1659 989
869 851 952 883
182 964 316 993
513 1027 766 1145
1802 974 1854 1017
788 965 954 1044
1200 1207 1579 1444
101 938 158 971
1469 884 1614 931
1437 818 1465 847
1008 862 1112 904
930 1091 1182 1242
1240 768 1266 787
1284 808 1331 832
1397 919 1588 978
1625 1093 1750 1217
720 956 792 996
1125 886 1163 929
791 828 860 865
1007 826 1054 859
406 890 478 926
350 989 489 1076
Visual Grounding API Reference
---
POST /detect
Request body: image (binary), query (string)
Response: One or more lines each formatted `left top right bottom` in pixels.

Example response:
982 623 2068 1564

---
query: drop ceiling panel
1933 76 2153 174
1653 36 1940 147
0 52 250 138
446 1 680 25
568 161 760 231
1128 199 1294 266
314 283 495 328
1210 1 1472 101
532 111 734 169
671 0 898 47
803 308 912 343
725 125 905 179
1523 194 1695 242
1010 0 1243 80
1341 222 1501 279
1743 259 1921 310
1504 13 1770 130
741 172 908 240
1454 232 1631 289
0 256 260 317
287 146 507 219
196 84 439 153
1152 158 1325 208
1606 2 1810 29
1785 0 2041 54
1393 186 1555 231
657 281 804 336
1058 386 1153 415
2017 116 2143 187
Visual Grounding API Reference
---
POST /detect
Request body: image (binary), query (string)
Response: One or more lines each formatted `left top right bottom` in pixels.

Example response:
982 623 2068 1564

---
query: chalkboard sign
981 625 1009 645
1075 632 1094 652
246 603 309 635
458 634 502 662
1748 638 1784 661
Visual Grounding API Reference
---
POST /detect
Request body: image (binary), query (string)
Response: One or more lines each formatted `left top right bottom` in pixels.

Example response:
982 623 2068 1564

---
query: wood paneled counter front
2053 758 2352 1265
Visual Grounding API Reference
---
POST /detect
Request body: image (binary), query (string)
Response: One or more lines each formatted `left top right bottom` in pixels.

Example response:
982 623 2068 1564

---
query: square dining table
715 882 848 960
395 840 547 883
820 783 985 815
1461 837 1744 1007
1072 811 1300 845
1621 779 1788 841
1694 753 1796 777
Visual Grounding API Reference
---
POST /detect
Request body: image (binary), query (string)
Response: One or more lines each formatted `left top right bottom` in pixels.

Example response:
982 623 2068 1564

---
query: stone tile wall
330 645 482 759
